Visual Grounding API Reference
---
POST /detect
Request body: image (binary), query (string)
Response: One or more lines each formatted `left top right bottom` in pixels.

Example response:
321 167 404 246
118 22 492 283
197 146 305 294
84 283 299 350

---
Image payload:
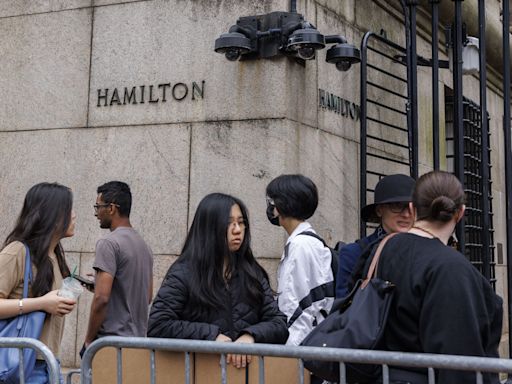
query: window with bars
445 94 496 287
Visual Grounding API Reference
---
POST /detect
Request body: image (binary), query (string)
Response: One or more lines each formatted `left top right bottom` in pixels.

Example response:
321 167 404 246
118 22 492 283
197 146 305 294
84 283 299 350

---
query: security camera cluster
214 11 360 72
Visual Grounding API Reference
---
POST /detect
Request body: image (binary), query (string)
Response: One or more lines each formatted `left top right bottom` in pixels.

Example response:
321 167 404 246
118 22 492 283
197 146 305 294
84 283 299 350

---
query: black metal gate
358 0 511 366
359 32 496 286
359 31 415 237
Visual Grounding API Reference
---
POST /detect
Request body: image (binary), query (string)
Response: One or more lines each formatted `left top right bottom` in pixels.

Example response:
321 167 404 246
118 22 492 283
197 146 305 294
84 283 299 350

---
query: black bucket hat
361 174 415 223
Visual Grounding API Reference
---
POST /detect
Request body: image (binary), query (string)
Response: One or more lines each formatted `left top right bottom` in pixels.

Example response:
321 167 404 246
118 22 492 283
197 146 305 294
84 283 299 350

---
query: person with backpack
336 174 415 299
266 174 335 347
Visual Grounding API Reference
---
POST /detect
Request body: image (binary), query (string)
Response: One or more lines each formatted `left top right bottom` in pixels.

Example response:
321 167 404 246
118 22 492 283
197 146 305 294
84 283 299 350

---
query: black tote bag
300 233 397 383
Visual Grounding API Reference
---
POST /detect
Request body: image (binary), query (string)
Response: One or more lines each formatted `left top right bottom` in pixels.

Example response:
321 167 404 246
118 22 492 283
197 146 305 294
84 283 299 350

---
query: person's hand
41 290 76 316
215 334 234 367
84 273 96 292
75 275 95 292
227 334 255 368
215 333 232 342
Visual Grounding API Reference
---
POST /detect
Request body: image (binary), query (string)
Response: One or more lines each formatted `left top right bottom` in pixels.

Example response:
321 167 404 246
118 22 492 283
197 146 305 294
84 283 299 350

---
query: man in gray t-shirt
83 181 153 351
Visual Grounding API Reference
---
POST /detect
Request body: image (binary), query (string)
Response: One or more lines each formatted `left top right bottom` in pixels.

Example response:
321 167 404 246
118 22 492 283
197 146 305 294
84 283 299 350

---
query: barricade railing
80 336 512 384
66 368 81 384
0 337 60 383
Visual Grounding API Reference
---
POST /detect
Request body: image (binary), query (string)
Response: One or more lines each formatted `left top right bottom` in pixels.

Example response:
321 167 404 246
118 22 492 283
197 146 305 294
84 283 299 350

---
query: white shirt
277 221 335 346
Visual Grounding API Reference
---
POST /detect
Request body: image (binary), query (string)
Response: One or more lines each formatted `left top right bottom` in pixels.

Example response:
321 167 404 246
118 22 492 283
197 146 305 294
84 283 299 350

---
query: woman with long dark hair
374 171 502 383
148 193 288 368
0 182 77 381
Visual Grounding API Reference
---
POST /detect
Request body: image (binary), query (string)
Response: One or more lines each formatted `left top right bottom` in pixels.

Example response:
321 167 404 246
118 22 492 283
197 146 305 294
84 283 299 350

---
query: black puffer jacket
147 261 289 343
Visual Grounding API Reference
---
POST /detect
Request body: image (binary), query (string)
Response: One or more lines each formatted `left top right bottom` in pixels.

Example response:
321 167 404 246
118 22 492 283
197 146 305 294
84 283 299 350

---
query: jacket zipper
225 281 236 340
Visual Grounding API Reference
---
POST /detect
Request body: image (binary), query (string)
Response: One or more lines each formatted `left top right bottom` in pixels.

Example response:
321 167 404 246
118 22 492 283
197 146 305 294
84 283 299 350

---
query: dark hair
414 171 465 222
177 193 268 317
266 174 318 220
97 181 132 217
5 182 72 296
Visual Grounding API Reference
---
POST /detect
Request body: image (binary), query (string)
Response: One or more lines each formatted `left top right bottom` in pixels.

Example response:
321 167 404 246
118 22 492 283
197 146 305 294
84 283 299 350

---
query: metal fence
0 337 61 383
80 336 512 384
66 368 81 384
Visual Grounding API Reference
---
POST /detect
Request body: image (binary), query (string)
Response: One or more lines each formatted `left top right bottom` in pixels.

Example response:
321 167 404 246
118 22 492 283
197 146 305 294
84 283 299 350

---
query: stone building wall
0 0 508 367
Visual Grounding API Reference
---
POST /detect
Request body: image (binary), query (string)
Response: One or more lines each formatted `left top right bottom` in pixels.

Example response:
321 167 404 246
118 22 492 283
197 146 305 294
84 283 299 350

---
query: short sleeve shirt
0 241 65 357
93 227 153 337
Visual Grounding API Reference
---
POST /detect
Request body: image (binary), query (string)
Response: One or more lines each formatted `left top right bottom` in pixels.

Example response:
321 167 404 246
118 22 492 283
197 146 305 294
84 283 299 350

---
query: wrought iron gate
359 31 415 237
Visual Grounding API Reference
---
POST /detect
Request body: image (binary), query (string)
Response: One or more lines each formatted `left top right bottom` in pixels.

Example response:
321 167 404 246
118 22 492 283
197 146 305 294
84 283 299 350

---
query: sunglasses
385 202 410 213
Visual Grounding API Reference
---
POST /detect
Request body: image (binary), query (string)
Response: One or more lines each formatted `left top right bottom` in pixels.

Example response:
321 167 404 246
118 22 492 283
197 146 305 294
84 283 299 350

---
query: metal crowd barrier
0 337 61 383
66 368 81 384
80 336 512 384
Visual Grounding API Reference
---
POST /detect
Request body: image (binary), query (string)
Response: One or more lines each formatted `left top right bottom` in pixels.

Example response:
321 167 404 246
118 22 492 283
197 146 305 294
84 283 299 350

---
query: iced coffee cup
58 276 83 300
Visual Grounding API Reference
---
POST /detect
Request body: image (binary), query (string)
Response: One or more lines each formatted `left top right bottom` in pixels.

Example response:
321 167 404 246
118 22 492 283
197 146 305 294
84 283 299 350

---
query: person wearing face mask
266 174 334 348
336 174 415 299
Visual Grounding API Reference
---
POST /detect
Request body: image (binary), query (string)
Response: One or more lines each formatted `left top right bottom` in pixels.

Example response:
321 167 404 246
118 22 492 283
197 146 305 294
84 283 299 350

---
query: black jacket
377 233 503 384
147 261 289 343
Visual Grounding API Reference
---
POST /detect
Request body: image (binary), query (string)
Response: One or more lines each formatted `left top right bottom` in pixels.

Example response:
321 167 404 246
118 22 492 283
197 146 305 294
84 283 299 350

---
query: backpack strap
17 244 32 327
298 231 338 287
299 230 327 244
23 244 32 299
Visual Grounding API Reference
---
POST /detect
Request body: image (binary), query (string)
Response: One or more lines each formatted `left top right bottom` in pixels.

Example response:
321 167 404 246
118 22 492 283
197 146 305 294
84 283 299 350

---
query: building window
445 93 496 287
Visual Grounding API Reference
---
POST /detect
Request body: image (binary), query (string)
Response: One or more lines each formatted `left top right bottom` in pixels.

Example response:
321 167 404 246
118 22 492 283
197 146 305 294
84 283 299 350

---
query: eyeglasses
228 220 246 230
385 202 410 214
93 203 119 213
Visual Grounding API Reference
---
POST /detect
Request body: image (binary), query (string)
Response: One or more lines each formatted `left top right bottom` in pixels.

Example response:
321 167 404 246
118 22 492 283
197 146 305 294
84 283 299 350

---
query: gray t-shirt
94 226 153 337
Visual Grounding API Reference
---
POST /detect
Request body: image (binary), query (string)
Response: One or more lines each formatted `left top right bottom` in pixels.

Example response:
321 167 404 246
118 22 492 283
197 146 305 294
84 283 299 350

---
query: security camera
326 43 361 71
335 60 352 71
296 45 317 60
224 48 243 61
214 32 252 61
287 28 325 60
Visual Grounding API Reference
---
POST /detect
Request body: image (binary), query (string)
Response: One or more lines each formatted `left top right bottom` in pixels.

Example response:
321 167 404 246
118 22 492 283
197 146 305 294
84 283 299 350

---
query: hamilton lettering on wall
318 88 360 121
97 81 205 107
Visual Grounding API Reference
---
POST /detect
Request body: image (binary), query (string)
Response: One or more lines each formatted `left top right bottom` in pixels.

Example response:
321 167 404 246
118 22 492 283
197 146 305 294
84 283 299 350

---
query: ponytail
414 171 465 223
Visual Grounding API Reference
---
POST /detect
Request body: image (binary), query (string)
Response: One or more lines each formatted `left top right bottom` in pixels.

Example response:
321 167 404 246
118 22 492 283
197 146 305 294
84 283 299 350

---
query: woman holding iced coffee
0 182 77 382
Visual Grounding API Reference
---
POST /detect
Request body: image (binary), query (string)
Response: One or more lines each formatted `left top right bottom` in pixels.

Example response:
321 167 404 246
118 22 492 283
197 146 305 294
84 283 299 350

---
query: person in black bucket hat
335 174 415 298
